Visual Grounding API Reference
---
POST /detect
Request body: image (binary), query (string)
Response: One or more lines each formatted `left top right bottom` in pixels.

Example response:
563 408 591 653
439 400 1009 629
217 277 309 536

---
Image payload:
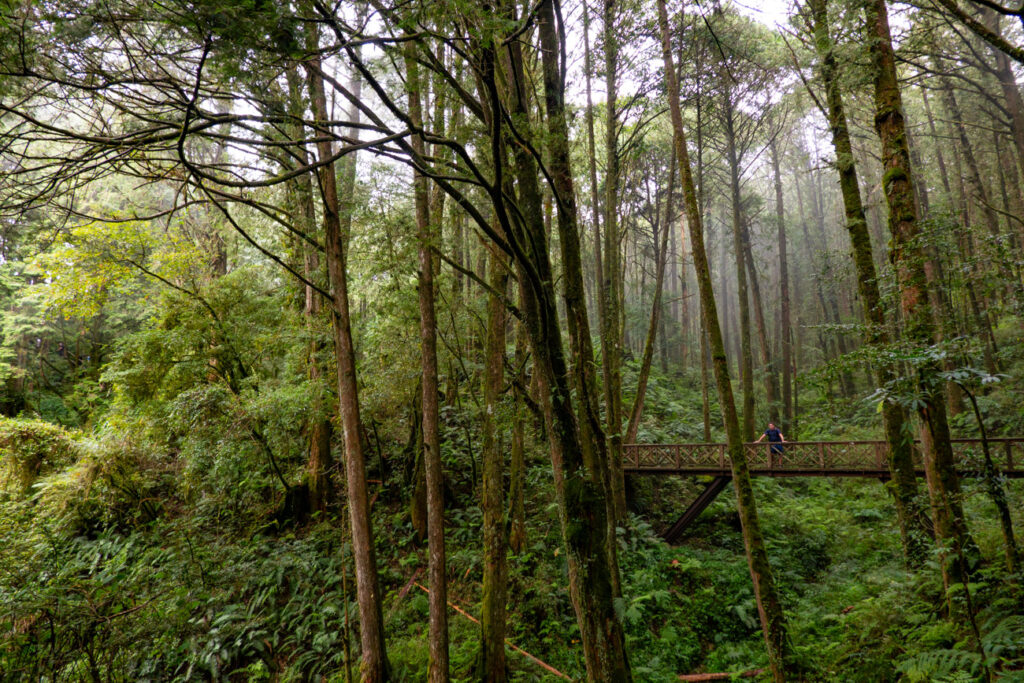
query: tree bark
601 0 628 524
490 6 632 676
479 241 509 681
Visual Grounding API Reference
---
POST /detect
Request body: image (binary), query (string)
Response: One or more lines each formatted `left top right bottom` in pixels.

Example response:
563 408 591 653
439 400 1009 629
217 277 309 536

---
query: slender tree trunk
602 0 627 523
770 140 794 433
509 320 528 554
405 45 449 682
626 155 676 444
492 8 632 676
657 2 797 678
741 215 780 424
305 55 389 681
722 95 756 441
919 86 967 414
939 73 1019 313
809 0 930 564
479 241 509 681
583 0 606 345
946 120 1001 377
986 10 1024 215
286 67 335 515
866 0 977 600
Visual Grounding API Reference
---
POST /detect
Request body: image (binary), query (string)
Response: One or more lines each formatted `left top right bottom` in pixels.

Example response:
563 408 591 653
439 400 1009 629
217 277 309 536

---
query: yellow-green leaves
33 217 206 320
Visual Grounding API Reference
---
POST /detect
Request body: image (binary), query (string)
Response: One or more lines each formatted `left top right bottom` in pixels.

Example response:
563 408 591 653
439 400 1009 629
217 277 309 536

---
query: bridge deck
623 438 1024 478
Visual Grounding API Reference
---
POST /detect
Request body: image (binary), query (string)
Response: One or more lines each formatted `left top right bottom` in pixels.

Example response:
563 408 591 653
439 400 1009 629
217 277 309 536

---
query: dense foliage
2 0 1024 679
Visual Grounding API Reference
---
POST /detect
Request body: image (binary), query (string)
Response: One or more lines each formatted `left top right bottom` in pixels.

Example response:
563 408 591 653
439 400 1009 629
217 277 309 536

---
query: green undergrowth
3 348 1024 681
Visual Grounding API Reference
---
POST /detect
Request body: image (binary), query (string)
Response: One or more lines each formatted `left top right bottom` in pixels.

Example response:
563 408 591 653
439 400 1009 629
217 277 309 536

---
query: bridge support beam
663 476 732 544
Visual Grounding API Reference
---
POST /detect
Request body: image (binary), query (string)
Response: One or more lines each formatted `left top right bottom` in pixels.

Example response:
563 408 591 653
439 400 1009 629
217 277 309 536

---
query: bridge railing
623 438 1024 476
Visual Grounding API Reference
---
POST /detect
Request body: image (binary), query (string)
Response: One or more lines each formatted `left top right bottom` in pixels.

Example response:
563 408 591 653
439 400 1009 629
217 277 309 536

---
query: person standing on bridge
755 422 786 465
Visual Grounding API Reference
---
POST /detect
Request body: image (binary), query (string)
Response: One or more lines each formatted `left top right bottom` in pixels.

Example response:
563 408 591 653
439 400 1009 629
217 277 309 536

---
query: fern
895 648 982 682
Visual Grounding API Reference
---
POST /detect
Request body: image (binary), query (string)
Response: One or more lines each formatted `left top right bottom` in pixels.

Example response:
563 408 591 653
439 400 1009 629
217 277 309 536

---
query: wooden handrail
622 438 1024 477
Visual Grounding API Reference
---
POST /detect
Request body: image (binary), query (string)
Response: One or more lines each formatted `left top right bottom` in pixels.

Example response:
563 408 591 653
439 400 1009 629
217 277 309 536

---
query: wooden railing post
719 444 726 469
819 442 826 469
1007 440 1015 472
675 445 681 470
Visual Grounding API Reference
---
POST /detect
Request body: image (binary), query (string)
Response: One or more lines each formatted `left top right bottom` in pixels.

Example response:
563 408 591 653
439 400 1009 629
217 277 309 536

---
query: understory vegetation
3 322 1023 680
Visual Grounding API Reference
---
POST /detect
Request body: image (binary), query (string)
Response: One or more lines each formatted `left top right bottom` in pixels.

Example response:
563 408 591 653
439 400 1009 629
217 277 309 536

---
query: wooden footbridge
624 438 1024 542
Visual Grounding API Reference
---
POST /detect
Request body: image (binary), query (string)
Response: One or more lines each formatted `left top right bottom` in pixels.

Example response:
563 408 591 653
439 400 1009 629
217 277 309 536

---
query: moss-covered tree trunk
865 0 977 599
658 2 797 678
485 7 632 676
808 0 930 565
479 240 509 681
602 0 627 524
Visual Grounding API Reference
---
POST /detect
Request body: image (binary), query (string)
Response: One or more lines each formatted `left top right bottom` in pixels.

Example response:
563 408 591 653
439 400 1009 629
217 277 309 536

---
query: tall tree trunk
602 0 627 523
305 55 389 681
493 6 632 676
986 10 1024 220
583 0 606 344
626 155 675 444
657 3 797 678
741 215 780 424
509 319 528 554
479 242 509 681
866 0 977 600
938 73 1019 313
919 86 966 414
405 45 449 682
946 116 1001 377
537 0 624 596
722 94 756 441
286 66 335 515
770 140 794 433
809 0 930 565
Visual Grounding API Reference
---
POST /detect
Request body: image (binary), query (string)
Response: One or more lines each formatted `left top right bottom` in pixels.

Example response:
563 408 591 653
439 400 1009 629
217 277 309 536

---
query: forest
1 0 1024 679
